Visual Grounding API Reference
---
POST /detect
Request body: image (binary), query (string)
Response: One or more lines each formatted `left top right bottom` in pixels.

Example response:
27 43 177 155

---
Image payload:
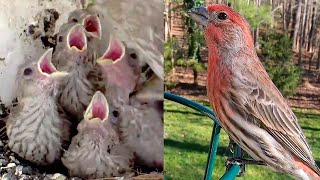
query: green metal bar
164 92 241 180
164 92 218 123
204 122 221 180
219 141 242 180
220 165 241 180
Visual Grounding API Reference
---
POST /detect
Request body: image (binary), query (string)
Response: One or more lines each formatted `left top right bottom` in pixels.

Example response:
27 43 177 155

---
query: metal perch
164 92 242 180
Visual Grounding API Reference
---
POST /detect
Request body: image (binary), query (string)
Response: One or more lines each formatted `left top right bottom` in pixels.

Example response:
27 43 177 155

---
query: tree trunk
308 0 317 52
254 28 259 49
298 0 307 66
303 0 312 50
169 1 175 74
283 0 287 32
289 0 296 38
164 0 169 41
317 44 320 70
298 38 303 66
293 0 302 50
193 70 198 85
309 52 315 72
253 0 261 49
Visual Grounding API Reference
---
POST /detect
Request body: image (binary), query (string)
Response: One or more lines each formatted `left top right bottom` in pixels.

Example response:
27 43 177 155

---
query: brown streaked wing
230 61 320 174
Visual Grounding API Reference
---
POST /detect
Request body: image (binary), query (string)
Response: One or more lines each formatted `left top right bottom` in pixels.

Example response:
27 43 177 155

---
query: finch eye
23 68 33 76
130 53 137 59
58 36 63 42
112 110 119 118
217 12 228 20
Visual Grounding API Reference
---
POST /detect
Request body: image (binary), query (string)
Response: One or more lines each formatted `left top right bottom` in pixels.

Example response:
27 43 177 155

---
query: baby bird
62 91 134 179
67 6 150 107
130 74 164 123
96 38 140 106
6 48 70 165
52 23 105 121
67 5 111 57
66 5 155 108
117 103 164 170
131 73 163 106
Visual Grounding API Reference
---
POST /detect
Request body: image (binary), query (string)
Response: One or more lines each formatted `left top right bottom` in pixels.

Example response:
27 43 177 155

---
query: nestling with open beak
86 0 165 80
67 5 111 57
6 48 71 165
52 23 106 121
96 37 140 106
66 7 149 108
62 91 134 179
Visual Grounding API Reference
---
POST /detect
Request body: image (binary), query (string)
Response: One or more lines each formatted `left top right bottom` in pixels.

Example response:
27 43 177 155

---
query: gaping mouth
83 15 101 39
85 91 109 121
40 58 55 75
38 48 69 78
188 7 209 27
97 39 125 64
67 24 87 51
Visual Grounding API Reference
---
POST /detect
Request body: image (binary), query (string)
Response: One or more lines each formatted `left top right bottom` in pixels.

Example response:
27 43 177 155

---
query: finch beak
188 6 209 28
135 74 164 102
38 48 69 79
82 15 102 39
84 91 109 121
67 24 87 51
96 38 125 65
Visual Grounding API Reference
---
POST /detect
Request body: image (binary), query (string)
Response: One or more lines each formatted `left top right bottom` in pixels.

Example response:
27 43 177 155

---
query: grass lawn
164 99 320 180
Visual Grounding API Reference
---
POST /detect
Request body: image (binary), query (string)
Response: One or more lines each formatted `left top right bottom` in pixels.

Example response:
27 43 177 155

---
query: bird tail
293 157 320 180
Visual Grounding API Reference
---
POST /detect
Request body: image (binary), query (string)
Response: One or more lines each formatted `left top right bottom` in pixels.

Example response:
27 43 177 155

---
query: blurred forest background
164 0 320 179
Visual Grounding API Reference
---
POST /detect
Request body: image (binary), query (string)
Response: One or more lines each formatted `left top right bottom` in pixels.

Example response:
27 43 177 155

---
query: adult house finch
52 23 105 121
116 103 164 169
189 4 320 180
62 91 134 179
6 48 70 165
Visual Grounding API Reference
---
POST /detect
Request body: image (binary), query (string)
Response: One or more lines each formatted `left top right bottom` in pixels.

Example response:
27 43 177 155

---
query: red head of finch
189 4 320 179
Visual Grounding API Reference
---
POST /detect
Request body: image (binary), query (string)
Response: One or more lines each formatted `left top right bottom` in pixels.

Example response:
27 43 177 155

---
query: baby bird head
17 48 68 98
76 91 121 145
67 9 102 40
54 23 93 71
84 91 109 122
55 23 87 52
96 37 125 65
77 91 116 140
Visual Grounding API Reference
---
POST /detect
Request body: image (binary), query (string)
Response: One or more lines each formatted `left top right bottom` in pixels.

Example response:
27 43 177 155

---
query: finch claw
225 158 266 177
226 158 266 166
225 158 246 177
228 137 237 153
